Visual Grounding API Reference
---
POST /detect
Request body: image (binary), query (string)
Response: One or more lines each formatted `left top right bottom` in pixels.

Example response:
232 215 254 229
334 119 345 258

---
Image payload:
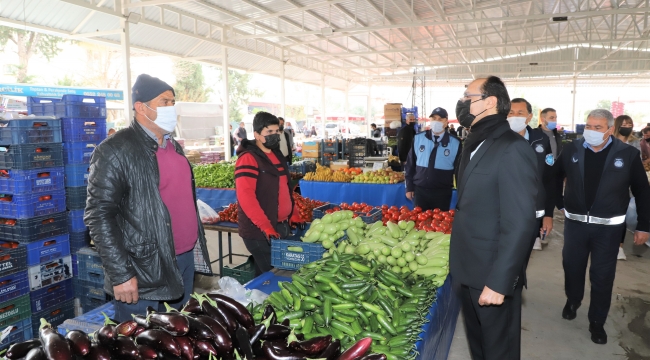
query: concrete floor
195 212 650 360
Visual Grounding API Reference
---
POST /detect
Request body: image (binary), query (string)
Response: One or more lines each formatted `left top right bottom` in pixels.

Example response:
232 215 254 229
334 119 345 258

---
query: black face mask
618 127 632 137
279 126 284 131
645 137 650 143
455 99 487 128
263 134 281 149
407 122 415 127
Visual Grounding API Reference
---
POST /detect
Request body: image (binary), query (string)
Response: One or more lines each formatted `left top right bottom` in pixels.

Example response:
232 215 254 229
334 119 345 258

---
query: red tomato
441 211 450 217
360 203 367 207
425 210 433 215
433 208 441 214
444 230 452 234
391 214 399 221
367 212 373 216
400 208 409 214
381 205 389 210
417 213 427 221
333 207 341 211
433 214 443 221
414 206 422 213
449 209 456 217
409 215 418 221
340 202 349 208
390 206 398 212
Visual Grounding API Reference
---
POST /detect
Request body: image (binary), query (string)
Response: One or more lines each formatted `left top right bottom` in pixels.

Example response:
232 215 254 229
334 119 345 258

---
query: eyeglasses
461 93 487 101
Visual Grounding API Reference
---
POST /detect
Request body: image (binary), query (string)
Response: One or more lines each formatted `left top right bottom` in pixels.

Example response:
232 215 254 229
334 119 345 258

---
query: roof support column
344 81 350 137
321 72 326 138
571 77 577 132
119 6 133 122
222 30 231 161
366 81 372 135
280 59 286 118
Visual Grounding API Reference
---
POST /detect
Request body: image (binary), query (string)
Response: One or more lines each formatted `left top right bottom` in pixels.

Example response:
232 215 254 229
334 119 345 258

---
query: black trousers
563 219 623 324
460 284 523 360
413 186 453 211
242 222 291 276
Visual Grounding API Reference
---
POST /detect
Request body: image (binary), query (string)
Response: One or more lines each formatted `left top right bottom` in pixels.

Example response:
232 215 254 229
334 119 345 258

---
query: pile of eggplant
2 293 382 360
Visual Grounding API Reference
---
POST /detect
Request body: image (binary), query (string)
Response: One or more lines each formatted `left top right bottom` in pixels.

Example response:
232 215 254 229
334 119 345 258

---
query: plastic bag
197 199 219 224
626 197 637 233
208 276 269 306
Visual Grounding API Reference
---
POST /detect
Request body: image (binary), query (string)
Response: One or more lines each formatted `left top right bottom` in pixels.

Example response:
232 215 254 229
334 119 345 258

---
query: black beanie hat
132 74 175 106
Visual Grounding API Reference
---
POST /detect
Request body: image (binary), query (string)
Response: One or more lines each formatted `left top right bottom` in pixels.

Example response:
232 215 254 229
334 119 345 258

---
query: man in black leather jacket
85 74 212 321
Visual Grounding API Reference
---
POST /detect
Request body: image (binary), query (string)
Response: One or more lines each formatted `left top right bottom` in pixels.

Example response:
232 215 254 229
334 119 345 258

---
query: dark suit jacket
449 124 539 296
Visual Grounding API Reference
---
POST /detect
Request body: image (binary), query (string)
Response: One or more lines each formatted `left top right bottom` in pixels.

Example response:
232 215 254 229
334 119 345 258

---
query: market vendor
507 98 555 253
85 74 212 322
404 107 461 211
235 111 305 276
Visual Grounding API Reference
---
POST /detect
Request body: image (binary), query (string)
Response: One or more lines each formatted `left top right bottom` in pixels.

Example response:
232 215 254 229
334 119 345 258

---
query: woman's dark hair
371 123 377 129
511 98 532 114
480 76 511 116
253 111 279 134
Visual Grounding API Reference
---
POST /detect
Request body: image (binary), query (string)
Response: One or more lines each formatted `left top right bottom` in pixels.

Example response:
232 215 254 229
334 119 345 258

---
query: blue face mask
546 122 557 130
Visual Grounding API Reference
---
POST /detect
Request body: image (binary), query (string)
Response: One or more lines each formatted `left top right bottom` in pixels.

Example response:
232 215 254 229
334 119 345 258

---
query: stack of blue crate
0 114 72 343
74 247 110 313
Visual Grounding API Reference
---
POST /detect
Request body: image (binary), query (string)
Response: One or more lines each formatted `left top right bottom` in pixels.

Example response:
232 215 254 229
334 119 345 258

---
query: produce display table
202 222 248 278
245 271 460 360
196 188 237 210
300 180 458 210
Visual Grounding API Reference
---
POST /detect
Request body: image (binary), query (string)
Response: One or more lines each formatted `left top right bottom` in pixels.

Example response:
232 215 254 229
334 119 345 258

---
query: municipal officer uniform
556 136 650 332
405 130 461 211
525 126 556 235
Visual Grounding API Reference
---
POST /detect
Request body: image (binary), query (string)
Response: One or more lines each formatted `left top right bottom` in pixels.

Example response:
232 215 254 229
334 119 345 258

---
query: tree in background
174 61 212 103
220 70 263 123
0 26 65 83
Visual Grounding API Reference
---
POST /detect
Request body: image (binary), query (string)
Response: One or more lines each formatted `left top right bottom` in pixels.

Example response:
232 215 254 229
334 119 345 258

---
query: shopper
370 123 381 138
235 121 247 145
278 117 294 164
310 126 318 137
613 115 640 260
285 121 296 137
397 114 417 165
555 109 650 345
404 107 460 211
539 108 563 159
235 112 304 276
85 74 212 322
450 76 538 360
229 124 236 157
508 98 555 252
448 124 458 137
640 127 650 164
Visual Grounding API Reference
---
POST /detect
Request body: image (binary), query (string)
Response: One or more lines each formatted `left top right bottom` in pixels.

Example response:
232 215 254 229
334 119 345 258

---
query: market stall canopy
314 114 366 122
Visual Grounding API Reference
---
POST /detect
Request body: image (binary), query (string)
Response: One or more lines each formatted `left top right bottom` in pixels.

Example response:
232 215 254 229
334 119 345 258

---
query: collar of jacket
526 126 545 144
425 129 451 146
237 139 284 170
131 120 180 153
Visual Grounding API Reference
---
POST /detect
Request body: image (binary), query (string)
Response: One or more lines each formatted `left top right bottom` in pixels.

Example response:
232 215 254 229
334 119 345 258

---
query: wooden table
203 223 249 277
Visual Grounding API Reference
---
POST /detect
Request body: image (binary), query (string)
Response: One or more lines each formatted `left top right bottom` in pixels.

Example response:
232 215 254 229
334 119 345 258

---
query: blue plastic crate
0 143 64 170
0 270 29 303
30 279 74 313
244 271 291 294
312 203 337 219
61 95 106 119
0 167 65 194
271 239 327 271
57 302 113 335
0 212 68 243
356 208 382 224
73 277 104 298
62 141 98 165
289 160 316 175
28 255 73 291
67 210 86 233
0 241 27 277
322 139 339 153
25 234 70 267
71 254 78 276
79 295 111 314
0 189 66 219
69 231 90 253
76 247 104 283
0 118 62 146
31 298 75 337
0 318 32 351
65 186 87 210
27 97 65 118
64 164 89 187
0 294 31 328
61 118 107 142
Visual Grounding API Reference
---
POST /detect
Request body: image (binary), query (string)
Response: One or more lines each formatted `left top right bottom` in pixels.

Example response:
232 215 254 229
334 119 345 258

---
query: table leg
228 232 233 264
218 231 224 278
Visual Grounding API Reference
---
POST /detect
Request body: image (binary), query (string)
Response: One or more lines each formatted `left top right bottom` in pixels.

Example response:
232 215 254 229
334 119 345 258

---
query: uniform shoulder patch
535 144 545 153
419 145 425 152
545 154 554 166
444 149 450 156
614 158 624 168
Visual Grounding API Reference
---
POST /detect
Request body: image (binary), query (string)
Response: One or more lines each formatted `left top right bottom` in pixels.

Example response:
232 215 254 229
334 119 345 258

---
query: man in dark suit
450 76 539 360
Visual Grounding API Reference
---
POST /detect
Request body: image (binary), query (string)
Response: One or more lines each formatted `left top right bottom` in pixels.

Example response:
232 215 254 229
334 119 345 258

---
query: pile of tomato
378 205 454 234
338 202 375 216
218 203 239 223
293 193 327 222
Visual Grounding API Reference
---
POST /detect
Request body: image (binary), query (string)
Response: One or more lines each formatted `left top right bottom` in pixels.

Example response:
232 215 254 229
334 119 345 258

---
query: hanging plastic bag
197 199 219 224
626 197 637 233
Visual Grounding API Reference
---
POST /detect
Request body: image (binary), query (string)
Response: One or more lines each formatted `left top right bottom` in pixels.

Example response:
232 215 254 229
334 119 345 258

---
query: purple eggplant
134 325 147 337
264 339 290 352
193 340 217 357
65 330 91 356
147 306 157 316
200 296 238 334
24 347 46 360
248 324 266 345
206 294 255 329
87 343 112 360
262 304 277 323
135 329 182 357
281 318 290 327
133 314 150 328
6 339 42 359
318 339 341 360
173 336 194 360
184 315 215 340
182 296 202 314
38 319 72 360
359 354 387 360
262 324 291 340
117 320 139 336
262 342 308 360
137 344 159 360
236 326 254 360
148 313 190 336
194 315 234 355
289 335 332 355
111 335 141 360
97 324 117 346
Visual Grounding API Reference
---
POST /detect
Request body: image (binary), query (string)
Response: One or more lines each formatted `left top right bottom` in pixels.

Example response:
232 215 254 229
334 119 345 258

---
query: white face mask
431 121 445 134
507 116 528 133
583 129 608 146
144 104 177 133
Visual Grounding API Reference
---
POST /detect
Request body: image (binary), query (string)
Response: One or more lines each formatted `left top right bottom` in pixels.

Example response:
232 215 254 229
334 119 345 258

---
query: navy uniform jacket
526 126 556 217
405 131 462 192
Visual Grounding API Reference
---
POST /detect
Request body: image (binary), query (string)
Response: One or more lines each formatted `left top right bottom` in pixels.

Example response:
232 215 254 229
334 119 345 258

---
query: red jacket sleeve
235 154 275 234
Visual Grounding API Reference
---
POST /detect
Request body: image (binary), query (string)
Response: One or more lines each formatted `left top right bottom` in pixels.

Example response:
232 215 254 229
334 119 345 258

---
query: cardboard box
384 103 402 119
302 150 320 158
302 143 320 152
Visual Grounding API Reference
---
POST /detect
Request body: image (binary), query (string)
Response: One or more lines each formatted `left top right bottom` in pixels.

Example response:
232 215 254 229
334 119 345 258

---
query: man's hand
113 277 139 304
478 286 505 306
633 231 649 246
540 216 553 238
406 192 414 201
263 229 281 244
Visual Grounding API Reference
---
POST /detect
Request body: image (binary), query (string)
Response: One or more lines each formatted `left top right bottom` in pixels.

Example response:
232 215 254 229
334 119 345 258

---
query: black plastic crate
349 155 365 168
0 241 27 277
0 143 64 170
69 231 91 253
65 186 87 210
0 212 67 243
0 118 62 146
30 298 75 337
74 278 110 312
